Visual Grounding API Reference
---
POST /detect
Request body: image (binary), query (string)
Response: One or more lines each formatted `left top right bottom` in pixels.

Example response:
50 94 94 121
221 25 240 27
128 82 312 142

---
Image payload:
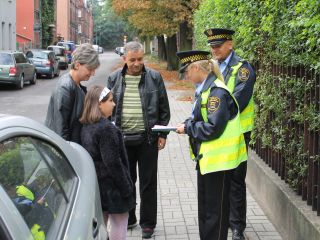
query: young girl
80 85 135 240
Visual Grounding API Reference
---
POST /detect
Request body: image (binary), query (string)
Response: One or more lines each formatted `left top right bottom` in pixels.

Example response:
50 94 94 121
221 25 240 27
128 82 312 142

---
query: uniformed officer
204 28 256 240
175 50 247 240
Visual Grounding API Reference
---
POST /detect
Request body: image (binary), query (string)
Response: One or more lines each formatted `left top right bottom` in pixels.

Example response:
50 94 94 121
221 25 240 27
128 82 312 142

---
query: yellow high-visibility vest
226 62 254 133
191 79 247 175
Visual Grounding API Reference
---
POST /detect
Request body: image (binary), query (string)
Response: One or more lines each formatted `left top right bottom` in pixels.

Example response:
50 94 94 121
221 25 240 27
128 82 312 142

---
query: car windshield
0 53 14 65
27 51 48 59
48 47 64 56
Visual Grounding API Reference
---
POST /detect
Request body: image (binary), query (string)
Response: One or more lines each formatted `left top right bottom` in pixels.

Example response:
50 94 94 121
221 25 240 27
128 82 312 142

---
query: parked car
114 47 124 56
0 51 36 89
93 44 99 52
47 46 68 70
56 41 76 64
26 49 60 79
0 114 108 240
92 45 104 54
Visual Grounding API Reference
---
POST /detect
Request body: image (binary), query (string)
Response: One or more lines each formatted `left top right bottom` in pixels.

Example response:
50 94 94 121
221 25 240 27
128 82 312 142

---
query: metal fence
252 63 320 215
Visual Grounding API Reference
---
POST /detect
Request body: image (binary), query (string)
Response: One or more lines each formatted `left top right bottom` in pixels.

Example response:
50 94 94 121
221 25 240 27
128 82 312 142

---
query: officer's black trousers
229 132 251 232
198 169 233 240
126 139 158 229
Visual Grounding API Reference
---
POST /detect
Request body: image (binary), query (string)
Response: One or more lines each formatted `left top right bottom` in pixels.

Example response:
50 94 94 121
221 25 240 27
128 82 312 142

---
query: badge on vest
238 67 250 81
207 97 220 113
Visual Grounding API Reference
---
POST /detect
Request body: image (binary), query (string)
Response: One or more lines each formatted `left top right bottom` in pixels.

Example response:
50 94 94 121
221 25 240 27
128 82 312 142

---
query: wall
0 0 16 51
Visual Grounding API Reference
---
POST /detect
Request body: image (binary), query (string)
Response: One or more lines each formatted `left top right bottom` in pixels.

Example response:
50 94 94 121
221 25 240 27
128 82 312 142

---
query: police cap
176 50 210 73
204 28 235 46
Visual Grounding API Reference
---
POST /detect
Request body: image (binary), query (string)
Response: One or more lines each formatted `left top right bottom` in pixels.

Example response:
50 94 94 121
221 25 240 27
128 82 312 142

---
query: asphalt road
0 51 122 123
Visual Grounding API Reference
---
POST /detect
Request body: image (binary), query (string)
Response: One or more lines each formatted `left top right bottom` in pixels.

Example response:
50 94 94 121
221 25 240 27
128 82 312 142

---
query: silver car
0 115 108 240
0 51 37 89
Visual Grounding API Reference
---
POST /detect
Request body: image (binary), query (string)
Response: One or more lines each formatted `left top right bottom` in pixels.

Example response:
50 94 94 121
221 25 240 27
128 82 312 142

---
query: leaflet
151 125 177 132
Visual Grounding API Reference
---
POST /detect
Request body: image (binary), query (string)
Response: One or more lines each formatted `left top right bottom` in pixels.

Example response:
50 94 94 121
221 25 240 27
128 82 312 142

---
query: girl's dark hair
80 85 111 124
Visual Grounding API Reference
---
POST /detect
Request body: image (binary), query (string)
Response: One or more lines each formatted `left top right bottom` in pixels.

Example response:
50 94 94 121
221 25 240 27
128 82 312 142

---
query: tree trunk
179 21 193 51
144 37 151 54
166 34 178 71
157 35 167 61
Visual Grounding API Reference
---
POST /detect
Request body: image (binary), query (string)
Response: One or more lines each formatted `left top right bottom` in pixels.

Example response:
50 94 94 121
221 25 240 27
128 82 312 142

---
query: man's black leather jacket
107 64 171 143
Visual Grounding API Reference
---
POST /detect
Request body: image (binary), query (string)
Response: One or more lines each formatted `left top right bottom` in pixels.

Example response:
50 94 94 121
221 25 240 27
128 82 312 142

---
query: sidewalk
126 87 283 240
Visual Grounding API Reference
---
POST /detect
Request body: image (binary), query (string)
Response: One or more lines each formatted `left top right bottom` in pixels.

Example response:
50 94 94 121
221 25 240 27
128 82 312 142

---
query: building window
8 24 12 50
78 9 81 18
78 24 81 34
1 22 5 50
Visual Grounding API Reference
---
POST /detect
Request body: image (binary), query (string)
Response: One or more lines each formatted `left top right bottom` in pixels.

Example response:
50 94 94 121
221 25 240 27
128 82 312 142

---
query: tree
111 0 200 70
92 0 137 49
41 0 54 48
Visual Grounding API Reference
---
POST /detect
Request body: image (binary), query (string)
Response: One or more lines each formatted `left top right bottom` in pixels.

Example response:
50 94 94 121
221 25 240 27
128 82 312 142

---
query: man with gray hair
107 41 170 239
45 43 100 144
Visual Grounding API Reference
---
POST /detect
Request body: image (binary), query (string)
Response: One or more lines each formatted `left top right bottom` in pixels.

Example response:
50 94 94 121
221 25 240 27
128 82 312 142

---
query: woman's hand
176 123 185 134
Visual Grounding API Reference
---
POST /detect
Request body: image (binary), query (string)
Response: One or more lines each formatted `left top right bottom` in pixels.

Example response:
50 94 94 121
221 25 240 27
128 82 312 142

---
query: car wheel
30 72 37 85
48 69 54 79
16 74 24 89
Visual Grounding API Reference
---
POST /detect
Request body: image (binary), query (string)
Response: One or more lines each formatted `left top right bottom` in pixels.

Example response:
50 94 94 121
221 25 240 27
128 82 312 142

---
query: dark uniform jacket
107 64 171 143
81 118 135 213
45 73 86 144
221 51 256 112
185 74 238 157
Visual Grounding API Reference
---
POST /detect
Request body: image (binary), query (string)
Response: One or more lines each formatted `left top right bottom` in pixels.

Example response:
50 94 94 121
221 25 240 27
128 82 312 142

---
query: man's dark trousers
126 139 158 229
229 132 251 232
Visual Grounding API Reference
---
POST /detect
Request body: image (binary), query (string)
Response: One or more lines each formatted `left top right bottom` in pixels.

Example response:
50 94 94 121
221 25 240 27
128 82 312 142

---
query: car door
15 53 33 80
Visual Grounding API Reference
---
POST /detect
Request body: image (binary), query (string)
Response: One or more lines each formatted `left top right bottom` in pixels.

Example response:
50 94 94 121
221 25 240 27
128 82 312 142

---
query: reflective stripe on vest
31 224 45 240
226 62 254 133
194 79 247 175
16 185 35 201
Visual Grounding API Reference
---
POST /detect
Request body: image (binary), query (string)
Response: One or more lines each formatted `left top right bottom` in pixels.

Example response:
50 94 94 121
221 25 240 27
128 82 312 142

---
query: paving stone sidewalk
126 88 283 240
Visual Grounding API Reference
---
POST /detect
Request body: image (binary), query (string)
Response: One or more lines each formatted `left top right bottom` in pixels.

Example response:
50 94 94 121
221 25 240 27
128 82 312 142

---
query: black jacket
81 118 135 213
107 64 171 143
45 73 86 144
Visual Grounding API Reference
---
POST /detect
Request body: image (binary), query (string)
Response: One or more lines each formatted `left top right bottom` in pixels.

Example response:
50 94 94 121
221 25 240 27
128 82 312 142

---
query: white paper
151 125 177 132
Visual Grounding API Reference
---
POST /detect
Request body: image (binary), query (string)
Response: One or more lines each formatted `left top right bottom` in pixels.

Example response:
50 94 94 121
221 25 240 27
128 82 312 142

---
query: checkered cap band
207 34 232 41
180 54 209 64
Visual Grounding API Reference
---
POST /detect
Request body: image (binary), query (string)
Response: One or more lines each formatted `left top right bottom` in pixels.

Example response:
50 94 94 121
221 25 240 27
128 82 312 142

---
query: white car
0 115 108 240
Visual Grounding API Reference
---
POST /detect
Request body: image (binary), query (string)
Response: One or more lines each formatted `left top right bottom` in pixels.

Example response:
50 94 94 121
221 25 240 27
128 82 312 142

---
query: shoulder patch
207 96 220 114
238 67 250 82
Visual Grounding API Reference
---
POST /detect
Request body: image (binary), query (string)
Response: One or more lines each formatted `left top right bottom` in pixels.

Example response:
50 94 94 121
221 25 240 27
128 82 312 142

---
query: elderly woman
45 43 100 144
175 50 247 240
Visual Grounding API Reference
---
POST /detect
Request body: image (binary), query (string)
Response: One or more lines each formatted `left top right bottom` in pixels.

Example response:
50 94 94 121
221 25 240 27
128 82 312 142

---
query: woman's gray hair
124 41 144 56
71 43 100 70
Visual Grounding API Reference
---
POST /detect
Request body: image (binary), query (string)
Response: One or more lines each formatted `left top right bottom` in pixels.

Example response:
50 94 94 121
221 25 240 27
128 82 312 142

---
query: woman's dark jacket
45 73 86 144
107 64 171 143
80 118 134 213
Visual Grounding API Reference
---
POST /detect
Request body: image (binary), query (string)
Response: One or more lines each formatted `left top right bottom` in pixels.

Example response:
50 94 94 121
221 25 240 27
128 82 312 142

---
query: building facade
56 0 93 44
0 0 16 51
16 0 41 51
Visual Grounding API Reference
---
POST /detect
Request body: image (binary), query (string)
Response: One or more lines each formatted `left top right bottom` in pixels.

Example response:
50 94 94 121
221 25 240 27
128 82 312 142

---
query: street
0 51 122 123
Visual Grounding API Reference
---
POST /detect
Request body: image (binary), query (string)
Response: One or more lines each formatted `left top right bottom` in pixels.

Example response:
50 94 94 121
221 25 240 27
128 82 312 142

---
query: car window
0 53 14 65
48 47 64 56
30 51 48 60
0 136 77 240
14 53 27 64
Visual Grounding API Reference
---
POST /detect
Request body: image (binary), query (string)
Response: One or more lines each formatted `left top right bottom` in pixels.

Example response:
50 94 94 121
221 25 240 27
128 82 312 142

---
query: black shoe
142 227 154 239
127 221 138 229
232 229 245 240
